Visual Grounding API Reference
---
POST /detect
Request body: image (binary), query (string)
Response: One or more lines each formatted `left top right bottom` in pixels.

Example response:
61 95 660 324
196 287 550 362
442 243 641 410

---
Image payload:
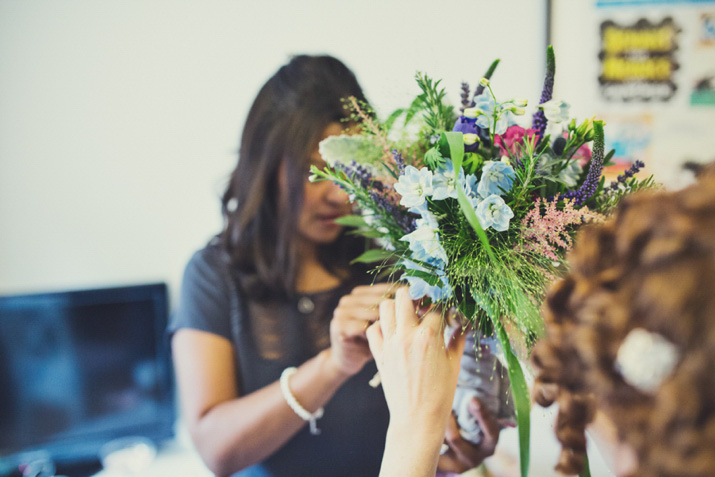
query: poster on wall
551 0 715 189
598 17 680 102
691 10 715 104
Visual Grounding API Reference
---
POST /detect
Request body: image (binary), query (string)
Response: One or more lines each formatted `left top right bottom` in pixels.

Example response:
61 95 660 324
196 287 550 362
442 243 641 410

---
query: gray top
169 243 389 477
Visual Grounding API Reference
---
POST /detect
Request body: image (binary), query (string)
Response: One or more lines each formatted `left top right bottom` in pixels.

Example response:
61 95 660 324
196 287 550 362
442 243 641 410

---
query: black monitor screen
0 283 174 474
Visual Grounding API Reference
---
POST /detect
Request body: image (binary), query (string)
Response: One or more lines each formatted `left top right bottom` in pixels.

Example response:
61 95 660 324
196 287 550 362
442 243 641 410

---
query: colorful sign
599 17 681 101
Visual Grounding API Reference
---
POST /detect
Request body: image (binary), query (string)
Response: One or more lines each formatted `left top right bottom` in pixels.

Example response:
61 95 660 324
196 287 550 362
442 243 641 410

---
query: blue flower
473 92 516 135
402 260 452 301
403 274 452 301
432 160 464 201
400 211 448 267
478 161 516 197
475 194 514 232
460 173 481 209
394 166 434 209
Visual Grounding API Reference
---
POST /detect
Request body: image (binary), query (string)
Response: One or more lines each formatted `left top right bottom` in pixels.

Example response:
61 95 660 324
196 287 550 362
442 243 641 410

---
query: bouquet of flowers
312 46 655 477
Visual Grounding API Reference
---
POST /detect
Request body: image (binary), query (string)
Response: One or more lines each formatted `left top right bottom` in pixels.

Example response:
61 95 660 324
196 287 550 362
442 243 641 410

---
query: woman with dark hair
169 55 393 476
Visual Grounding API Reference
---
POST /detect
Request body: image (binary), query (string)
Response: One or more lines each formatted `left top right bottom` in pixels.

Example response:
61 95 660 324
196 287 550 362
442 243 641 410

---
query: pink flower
517 196 605 262
573 143 592 167
494 126 538 157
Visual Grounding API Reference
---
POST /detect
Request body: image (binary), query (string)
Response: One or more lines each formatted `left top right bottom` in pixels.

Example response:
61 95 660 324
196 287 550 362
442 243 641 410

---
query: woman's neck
295 242 343 293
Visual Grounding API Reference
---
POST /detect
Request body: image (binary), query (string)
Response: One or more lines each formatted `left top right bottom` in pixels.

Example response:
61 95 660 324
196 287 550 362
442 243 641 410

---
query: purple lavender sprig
460 82 471 113
369 190 416 234
532 45 555 139
335 160 383 192
563 120 605 206
609 160 645 190
333 160 414 234
392 149 406 174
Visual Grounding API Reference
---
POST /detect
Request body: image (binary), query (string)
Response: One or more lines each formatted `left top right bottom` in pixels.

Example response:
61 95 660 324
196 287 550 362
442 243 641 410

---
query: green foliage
319 135 385 168
423 147 446 170
592 174 661 214
351 249 395 264
414 72 458 136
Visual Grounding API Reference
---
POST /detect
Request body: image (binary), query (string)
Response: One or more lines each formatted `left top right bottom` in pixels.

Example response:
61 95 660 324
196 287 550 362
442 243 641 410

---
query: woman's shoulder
181 239 236 291
189 238 228 266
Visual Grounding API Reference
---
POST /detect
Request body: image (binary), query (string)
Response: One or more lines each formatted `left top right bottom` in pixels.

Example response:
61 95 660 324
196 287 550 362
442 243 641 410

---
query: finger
335 302 382 322
419 306 443 337
378 297 396 337
348 284 398 318
340 336 372 357
335 315 374 340
351 283 396 297
436 450 469 474
469 398 500 453
444 413 481 469
394 286 419 333
365 322 384 366
446 324 467 359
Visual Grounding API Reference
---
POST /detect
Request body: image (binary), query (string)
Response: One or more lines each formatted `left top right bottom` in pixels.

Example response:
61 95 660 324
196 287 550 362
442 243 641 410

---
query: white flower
540 99 571 138
615 328 680 393
400 211 448 266
394 166 434 209
432 160 462 201
475 194 514 232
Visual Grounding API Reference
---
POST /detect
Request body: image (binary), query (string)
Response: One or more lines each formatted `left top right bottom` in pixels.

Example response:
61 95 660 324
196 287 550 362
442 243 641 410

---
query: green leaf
603 148 616 167
350 228 387 239
401 268 441 286
579 452 592 477
444 131 496 262
424 147 446 170
351 249 394 264
495 319 531 477
404 95 425 126
384 108 406 132
334 215 369 227
483 58 501 81
474 58 501 96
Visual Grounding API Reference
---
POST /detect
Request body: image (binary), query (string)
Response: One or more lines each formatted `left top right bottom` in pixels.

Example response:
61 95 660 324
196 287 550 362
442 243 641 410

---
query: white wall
0 0 547 299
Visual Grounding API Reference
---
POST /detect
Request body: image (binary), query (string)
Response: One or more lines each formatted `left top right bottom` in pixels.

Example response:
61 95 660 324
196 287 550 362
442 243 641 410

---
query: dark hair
220 55 369 300
531 174 715 476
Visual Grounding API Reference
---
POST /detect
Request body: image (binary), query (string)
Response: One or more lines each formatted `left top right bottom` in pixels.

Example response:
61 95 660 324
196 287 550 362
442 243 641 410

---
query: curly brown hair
531 173 715 477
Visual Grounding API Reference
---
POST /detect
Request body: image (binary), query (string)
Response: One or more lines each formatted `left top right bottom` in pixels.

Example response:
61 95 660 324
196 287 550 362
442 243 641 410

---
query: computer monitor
0 283 175 475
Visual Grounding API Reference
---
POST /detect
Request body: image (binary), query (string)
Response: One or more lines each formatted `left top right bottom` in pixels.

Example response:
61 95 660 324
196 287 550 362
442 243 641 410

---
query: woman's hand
329 283 395 376
437 397 501 473
366 286 467 477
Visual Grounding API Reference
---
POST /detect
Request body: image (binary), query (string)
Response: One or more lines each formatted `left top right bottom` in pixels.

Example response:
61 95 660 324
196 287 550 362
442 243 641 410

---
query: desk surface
92 439 212 477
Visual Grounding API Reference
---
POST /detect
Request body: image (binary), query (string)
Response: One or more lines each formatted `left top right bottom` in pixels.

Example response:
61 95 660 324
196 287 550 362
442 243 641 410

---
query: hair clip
615 327 679 393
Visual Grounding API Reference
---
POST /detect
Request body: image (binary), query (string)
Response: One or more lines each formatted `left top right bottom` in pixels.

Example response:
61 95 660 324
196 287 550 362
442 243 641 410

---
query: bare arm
172 283 394 476
172 330 349 476
366 288 467 477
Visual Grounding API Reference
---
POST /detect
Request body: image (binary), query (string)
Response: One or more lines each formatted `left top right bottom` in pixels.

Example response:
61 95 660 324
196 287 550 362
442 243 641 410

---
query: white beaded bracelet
279 367 324 435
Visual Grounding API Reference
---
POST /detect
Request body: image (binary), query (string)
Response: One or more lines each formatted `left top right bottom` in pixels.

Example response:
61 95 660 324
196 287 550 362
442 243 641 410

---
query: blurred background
3 0 713 298
1 1 714 475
